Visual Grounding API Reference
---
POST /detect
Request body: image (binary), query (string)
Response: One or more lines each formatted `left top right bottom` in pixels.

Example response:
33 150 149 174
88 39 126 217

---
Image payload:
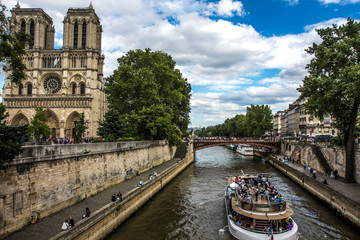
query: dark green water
108 146 358 240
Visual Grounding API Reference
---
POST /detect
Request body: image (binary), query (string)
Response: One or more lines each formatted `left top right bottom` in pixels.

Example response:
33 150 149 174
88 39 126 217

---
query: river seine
108 146 358 240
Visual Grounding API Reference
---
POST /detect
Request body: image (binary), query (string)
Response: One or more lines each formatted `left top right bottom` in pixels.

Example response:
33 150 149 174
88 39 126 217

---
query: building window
29 21 35 49
80 83 85 95
82 22 86 49
20 20 26 32
72 83 77 95
73 22 78 49
18 84 23 95
27 84 32 95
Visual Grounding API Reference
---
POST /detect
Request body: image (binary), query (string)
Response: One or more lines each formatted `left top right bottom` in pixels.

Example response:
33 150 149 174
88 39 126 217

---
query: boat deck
231 197 293 220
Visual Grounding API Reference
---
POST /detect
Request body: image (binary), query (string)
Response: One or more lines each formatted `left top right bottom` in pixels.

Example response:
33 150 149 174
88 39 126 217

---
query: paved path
273 155 360 203
4 157 183 240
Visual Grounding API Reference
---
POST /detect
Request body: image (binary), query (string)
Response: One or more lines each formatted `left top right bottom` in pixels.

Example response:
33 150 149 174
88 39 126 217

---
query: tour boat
227 144 238 151
236 144 254 157
225 174 298 240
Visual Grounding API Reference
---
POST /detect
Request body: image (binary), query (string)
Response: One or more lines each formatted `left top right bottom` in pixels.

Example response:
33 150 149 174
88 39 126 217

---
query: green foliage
0 103 26 169
103 49 190 145
297 18 360 182
97 108 135 140
27 107 50 142
0 2 31 85
131 104 182 146
74 113 87 143
105 48 191 134
246 104 273 138
194 104 273 138
118 137 137 141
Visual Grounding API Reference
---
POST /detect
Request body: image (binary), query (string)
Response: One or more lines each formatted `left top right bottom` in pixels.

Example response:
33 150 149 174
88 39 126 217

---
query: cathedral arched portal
11 112 29 126
65 111 81 138
46 109 60 138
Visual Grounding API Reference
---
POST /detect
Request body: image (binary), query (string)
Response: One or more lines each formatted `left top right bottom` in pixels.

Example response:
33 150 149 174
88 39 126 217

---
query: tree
0 103 26 169
105 48 191 136
27 107 50 142
131 104 182 146
298 18 360 183
0 2 30 84
245 105 273 138
74 113 87 143
97 108 135 140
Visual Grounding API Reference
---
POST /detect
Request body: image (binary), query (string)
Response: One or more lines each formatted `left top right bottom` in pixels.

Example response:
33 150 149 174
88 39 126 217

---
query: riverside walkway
4 156 186 240
273 155 360 205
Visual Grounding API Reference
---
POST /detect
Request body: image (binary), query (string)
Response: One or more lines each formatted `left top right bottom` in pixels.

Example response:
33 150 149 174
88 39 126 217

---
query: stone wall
0 141 176 235
281 141 360 183
267 157 360 228
50 142 194 240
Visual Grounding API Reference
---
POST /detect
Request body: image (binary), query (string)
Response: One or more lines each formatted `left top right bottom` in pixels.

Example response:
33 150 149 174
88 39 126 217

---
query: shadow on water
108 146 358 240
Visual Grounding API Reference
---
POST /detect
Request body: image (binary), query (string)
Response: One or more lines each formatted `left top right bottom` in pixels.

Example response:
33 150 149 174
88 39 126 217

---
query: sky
1 0 360 128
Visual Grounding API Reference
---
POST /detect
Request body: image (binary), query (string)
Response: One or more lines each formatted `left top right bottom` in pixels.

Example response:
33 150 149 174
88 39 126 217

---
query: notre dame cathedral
1 3 106 139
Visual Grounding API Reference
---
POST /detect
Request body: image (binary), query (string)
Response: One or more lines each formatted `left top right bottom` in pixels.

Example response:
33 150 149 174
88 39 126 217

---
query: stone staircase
174 141 188 159
311 145 333 175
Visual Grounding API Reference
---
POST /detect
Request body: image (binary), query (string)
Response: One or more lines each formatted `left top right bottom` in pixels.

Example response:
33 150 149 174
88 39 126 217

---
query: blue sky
1 0 360 128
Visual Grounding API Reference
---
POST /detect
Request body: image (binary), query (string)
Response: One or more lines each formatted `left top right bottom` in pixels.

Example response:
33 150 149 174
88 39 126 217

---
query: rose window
44 76 62 93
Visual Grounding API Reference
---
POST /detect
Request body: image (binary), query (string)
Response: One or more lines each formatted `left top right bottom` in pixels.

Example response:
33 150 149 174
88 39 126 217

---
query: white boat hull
227 215 298 240
225 188 298 240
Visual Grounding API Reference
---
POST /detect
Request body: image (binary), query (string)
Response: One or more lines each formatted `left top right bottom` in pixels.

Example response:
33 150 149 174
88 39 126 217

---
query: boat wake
199 197 222 206
218 225 228 234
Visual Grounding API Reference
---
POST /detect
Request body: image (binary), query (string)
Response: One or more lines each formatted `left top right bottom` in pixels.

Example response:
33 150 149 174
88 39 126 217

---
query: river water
108 146 358 240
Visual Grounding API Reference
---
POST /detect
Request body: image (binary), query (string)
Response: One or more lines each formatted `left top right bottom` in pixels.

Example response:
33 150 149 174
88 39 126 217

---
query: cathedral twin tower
2 3 106 139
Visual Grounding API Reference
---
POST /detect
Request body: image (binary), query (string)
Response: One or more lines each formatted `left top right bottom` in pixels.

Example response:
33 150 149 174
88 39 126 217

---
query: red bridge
193 138 281 152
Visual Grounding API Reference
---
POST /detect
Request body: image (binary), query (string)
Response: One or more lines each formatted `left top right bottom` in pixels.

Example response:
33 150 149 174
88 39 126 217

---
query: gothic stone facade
1 4 106 138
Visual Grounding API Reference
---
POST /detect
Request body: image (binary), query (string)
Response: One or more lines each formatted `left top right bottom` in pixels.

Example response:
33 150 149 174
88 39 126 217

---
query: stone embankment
268 156 360 229
3 141 194 240
1 140 176 237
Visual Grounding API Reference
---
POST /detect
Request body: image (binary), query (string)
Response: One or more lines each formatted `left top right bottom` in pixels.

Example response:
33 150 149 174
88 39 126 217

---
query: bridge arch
193 139 281 152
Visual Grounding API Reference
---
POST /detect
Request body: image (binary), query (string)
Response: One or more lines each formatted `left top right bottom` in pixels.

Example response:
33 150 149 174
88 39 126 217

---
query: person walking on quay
83 207 91 218
334 169 338 180
312 169 317 179
111 193 117 202
303 163 306 171
117 192 123 201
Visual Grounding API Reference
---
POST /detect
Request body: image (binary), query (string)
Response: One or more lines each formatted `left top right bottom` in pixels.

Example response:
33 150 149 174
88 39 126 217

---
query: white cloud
283 0 299 5
318 0 360 4
211 0 245 17
0 0 353 127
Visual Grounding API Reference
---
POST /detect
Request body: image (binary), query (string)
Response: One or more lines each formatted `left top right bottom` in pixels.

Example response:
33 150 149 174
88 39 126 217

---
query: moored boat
236 144 254 157
227 144 238 151
225 174 298 240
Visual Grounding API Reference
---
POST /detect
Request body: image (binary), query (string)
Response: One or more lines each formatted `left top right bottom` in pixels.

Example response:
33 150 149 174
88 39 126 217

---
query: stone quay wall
281 141 360 183
267 157 360 229
50 142 194 240
0 141 176 236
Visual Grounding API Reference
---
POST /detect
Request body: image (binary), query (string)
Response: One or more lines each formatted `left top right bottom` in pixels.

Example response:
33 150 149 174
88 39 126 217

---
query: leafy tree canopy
131 104 182 145
102 49 191 145
0 103 26 169
97 108 135 140
195 104 273 138
298 18 360 182
0 2 30 84
105 48 191 134
74 112 87 143
27 106 50 142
